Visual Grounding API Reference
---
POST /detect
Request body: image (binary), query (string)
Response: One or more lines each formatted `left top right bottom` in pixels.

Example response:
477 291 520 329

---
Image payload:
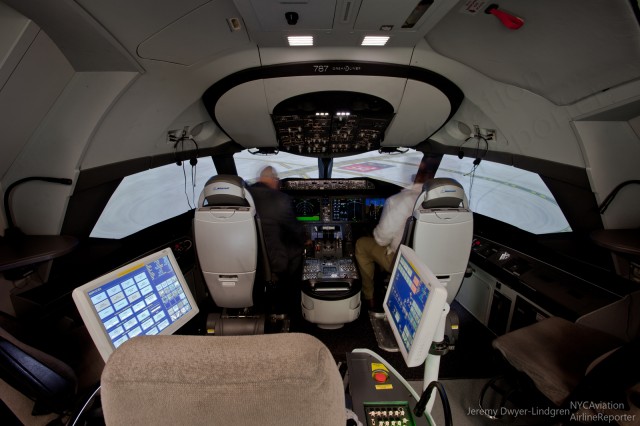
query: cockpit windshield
234 149 423 187
90 150 569 240
234 150 319 182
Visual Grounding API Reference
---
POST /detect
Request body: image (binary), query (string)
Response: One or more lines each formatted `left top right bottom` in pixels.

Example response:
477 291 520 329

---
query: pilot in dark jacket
248 166 305 285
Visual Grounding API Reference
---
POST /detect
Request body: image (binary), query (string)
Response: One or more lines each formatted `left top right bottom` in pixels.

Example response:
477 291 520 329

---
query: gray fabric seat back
101 333 346 425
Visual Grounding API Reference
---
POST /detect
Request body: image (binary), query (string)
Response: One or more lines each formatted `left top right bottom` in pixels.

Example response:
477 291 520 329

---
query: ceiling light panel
362 36 389 46
288 36 314 46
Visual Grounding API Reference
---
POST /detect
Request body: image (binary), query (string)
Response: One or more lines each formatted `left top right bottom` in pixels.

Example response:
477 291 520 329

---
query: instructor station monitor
72 248 199 361
383 245 447 367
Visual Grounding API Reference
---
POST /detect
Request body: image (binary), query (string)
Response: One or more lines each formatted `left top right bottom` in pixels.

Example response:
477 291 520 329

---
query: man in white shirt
355 160 433 309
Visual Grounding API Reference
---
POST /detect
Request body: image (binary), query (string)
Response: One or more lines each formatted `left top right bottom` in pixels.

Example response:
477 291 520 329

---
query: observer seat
100 333 346 425
483 290 640 417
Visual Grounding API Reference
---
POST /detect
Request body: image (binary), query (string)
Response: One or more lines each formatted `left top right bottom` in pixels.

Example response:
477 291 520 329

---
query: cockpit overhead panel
272 91 394 156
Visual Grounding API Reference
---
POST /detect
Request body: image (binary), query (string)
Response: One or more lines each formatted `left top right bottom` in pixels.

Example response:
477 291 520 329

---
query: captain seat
194 175 258 310
405 178 474 303
195 175 284 336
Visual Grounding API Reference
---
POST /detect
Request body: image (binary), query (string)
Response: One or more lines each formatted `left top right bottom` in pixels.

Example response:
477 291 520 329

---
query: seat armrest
0 336 76 414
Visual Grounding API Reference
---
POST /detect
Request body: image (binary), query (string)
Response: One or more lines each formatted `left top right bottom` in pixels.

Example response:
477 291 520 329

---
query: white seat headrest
199 175 251 207
421 178 467 209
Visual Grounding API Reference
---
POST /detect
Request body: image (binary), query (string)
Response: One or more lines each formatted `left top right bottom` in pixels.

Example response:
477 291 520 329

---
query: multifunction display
293 196 385 223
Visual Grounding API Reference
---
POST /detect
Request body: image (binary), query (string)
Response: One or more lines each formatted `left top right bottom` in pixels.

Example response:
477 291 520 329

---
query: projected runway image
435 155 571 234
91 152 570 239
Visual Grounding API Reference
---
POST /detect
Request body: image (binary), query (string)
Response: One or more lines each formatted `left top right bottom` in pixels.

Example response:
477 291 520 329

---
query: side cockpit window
90 159 217 239
435 155 571 234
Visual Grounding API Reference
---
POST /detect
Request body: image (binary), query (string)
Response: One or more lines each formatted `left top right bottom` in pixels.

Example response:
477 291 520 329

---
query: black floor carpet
289 300 505 380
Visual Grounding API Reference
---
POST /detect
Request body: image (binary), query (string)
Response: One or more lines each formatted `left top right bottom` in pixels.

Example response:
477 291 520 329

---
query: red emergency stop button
373 371 388 383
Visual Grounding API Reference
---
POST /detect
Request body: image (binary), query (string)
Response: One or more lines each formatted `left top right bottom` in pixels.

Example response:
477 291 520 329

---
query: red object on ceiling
486 4 524 30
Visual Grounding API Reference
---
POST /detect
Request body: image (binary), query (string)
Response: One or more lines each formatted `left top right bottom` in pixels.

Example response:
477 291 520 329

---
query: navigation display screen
294 198 321 221
365 197 385 221
332 198 362 221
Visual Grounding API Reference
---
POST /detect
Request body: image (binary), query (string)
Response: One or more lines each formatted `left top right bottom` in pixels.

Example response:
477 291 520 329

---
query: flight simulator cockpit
68 173 460 424
72 243 450 425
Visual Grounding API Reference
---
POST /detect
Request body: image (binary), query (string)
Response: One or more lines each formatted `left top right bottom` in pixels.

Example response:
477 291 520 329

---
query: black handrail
599 180 640 215
414 380 453 426
3 177 72 233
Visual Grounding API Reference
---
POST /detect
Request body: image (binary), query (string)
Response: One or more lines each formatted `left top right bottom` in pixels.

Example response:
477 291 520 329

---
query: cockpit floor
289 300 503 381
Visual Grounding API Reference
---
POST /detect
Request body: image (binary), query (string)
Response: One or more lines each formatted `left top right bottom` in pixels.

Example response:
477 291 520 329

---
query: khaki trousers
354 236 395 301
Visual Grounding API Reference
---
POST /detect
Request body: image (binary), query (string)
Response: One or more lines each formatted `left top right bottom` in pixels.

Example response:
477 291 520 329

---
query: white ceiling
427 0 640 105
2 0 640 167
11 0 638 106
